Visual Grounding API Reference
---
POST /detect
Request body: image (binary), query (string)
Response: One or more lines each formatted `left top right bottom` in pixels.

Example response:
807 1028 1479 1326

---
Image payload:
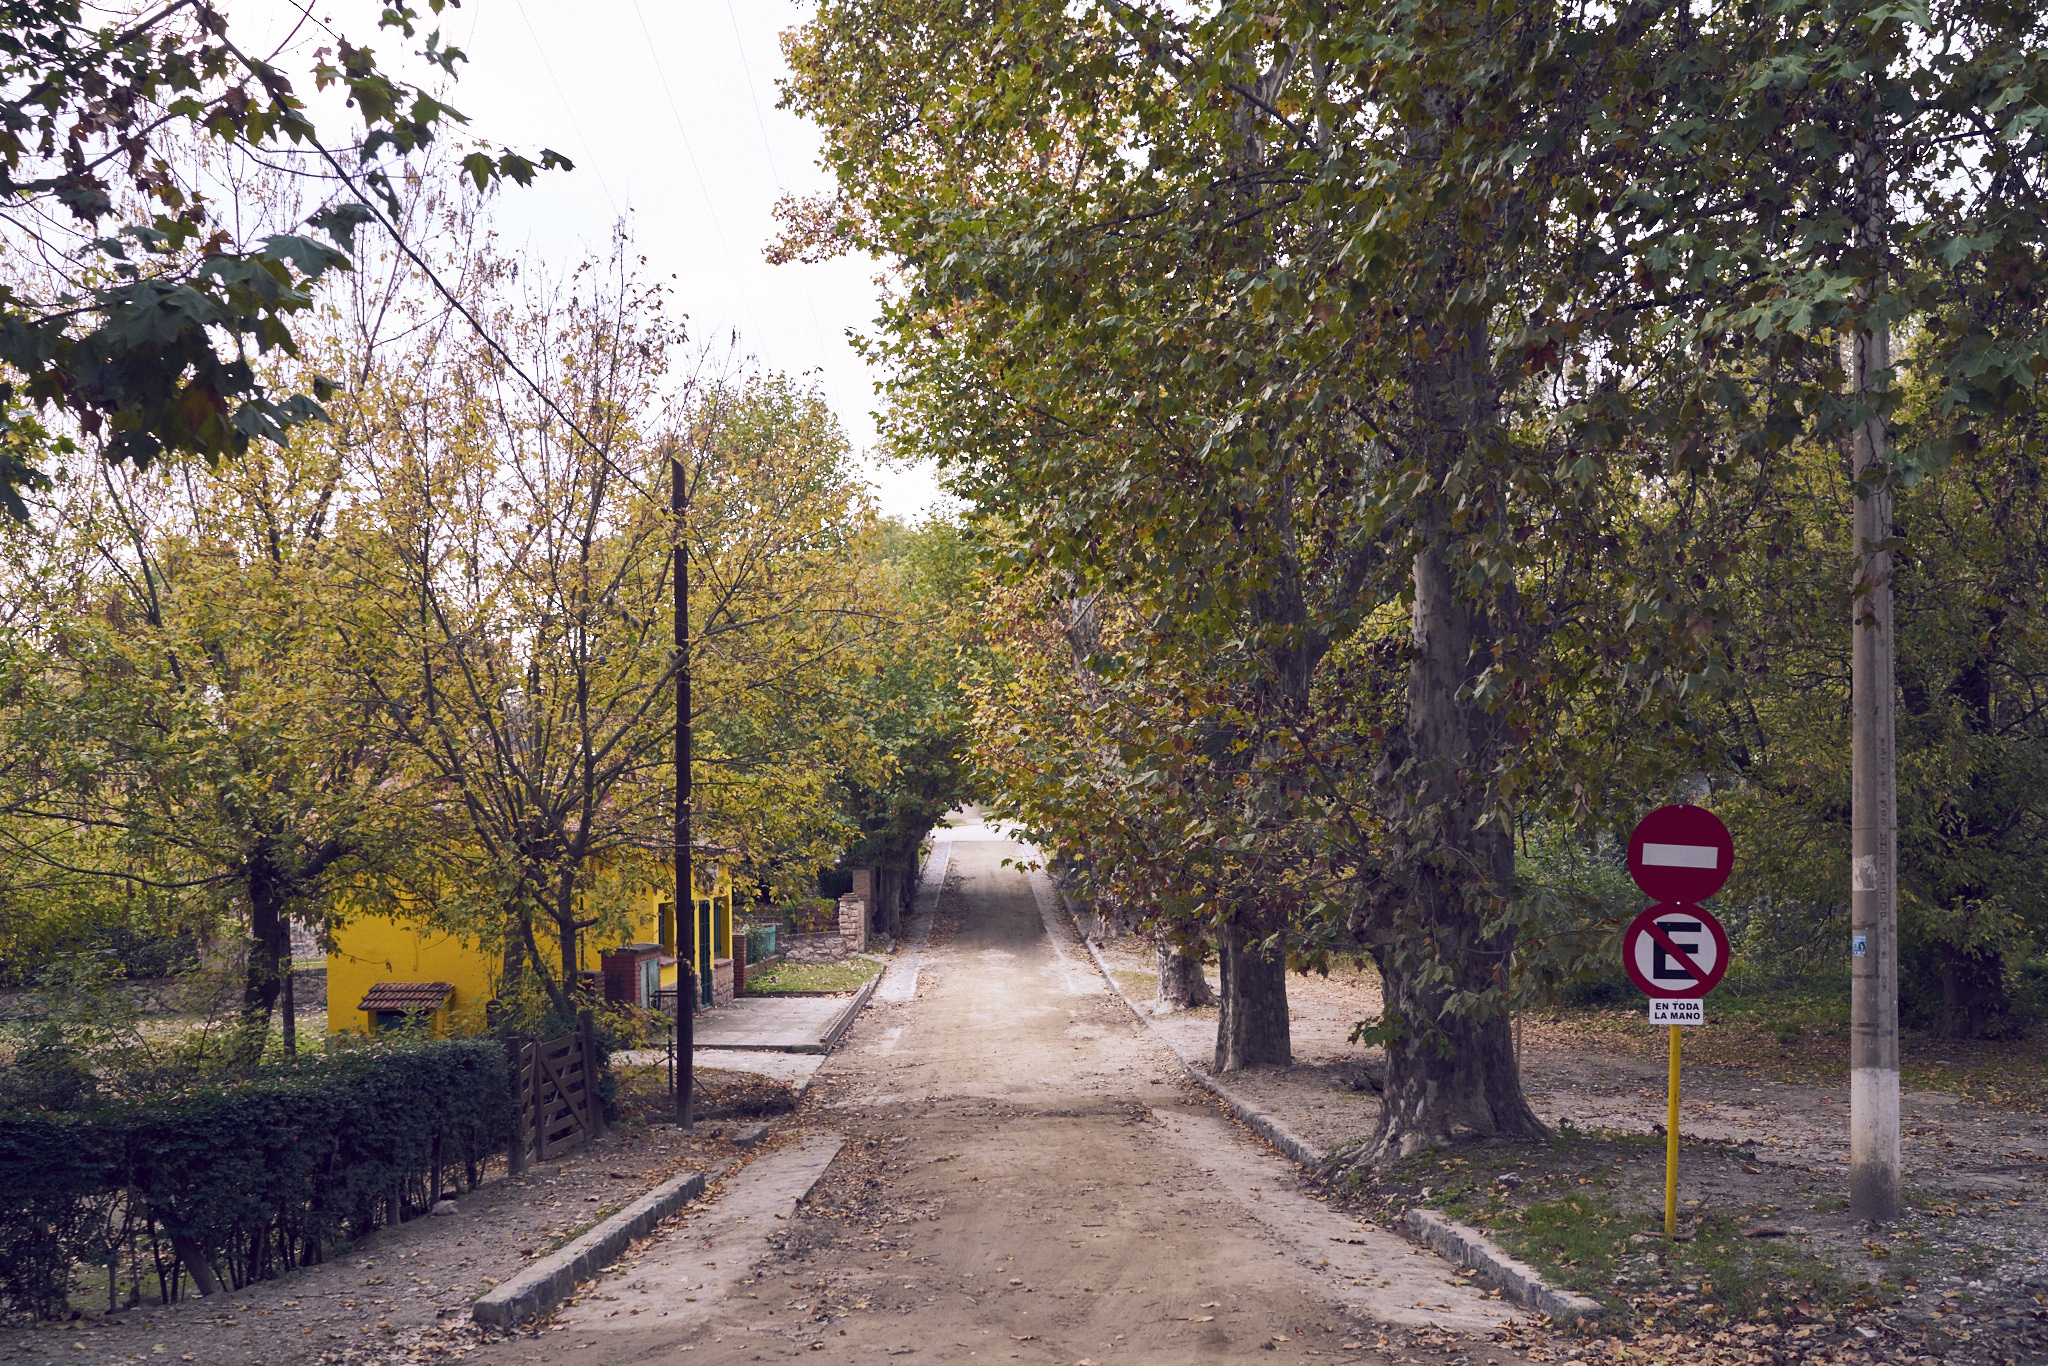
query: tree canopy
784 0 2048 1160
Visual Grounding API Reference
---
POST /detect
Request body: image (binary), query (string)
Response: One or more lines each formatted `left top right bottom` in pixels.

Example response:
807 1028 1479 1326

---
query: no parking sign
1621 904 1730 1002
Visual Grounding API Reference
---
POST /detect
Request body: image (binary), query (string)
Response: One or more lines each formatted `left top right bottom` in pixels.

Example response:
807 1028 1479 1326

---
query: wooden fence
503 1009 605 1173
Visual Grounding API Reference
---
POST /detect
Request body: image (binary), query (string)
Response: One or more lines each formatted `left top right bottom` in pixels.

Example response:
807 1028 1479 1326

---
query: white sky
229 0 949 524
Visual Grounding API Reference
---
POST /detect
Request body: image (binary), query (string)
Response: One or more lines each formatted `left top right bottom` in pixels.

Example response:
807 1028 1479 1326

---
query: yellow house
326 850 738 1036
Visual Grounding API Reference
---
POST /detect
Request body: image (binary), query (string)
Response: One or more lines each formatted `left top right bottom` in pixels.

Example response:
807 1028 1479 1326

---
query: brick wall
711 958 735 1007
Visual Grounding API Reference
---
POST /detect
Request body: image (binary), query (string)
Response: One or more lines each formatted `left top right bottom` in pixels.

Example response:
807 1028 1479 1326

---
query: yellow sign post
1665 1024 1681 1237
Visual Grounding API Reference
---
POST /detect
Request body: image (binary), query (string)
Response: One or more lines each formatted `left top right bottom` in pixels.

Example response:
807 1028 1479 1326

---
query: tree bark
1214 907 1290 1071
1937 946 2013 1040
167 1235 221 1298
1366 543 1544 1163
236 848 288 1066
1155 936 1214 1011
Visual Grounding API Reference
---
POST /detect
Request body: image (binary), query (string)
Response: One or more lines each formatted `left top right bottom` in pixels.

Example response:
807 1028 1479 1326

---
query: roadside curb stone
1403 1208 1604 1320
1074 924 1596 1323
1074 930 1329 1167
821 970 882 1052
470 1157 736 1327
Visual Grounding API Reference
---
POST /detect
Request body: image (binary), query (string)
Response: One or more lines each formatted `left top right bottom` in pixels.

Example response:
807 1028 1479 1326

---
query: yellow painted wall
326 855 739 1034
325 920 497 1037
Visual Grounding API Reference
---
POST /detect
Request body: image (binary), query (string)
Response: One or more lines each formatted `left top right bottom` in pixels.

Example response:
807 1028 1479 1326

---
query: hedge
0 1038 512 1320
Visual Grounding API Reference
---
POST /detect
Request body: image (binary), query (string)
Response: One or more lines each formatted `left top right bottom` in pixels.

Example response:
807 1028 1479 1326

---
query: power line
722 0 832 358
514 0 619 219
630 0 739 277
723 0 785 190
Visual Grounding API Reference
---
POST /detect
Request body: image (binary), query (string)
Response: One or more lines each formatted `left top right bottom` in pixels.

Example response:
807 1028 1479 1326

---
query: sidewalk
1078 924 1377 1163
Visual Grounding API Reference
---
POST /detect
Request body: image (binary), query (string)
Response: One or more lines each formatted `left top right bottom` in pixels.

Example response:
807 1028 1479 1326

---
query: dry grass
1526 999 2048 1113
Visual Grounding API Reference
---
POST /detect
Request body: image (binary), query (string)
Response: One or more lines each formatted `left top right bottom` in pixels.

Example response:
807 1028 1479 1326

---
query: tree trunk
515 907 573 1017
281 961 296 1058
1214 907 1290 1071
1937 946 2013 1040
236 850 288 1066
1155 937 1214 1011
558 913 579 999
167 1235 221 1298
1367 543 1544 1163
1371 934 1534 1154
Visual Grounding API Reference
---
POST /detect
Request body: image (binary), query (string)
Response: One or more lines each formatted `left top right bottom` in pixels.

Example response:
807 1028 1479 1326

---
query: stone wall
838 893 868 954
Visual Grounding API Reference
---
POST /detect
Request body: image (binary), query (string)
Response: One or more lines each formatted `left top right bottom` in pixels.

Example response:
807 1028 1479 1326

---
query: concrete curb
1075 932 1329 1170
878 834 950 1004
471 1159 731 1327
821 969 881 1052
1403 1208 1604 1320
1074 927 1598 1323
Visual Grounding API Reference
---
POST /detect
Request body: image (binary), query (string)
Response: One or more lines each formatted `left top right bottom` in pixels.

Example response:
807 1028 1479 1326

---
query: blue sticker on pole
1852 934 1868 958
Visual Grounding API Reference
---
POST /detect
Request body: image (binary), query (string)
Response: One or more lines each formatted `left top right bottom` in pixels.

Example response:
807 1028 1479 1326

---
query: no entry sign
1621 904 1730 999
1627 804 1734 904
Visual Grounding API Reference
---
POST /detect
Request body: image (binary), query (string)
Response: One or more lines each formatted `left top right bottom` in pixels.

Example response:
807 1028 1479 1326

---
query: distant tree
819 518 976 927
328 239 891 1013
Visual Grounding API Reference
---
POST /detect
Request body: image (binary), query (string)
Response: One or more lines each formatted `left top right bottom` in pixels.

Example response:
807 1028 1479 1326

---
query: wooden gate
505 1009 606 1172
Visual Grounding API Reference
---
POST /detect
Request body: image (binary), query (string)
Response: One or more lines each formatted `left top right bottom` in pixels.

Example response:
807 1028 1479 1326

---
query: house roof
358 981 453 1013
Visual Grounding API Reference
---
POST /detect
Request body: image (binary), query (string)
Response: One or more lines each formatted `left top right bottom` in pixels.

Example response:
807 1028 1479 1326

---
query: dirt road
482 818 1514 1366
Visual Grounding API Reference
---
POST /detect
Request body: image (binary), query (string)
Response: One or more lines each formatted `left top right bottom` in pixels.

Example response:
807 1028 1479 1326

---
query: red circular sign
1621 904 1730 999
1626 804 1734 903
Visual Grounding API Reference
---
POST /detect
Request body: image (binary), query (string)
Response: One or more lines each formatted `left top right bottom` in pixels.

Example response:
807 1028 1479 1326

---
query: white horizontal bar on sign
1641 842 1719 869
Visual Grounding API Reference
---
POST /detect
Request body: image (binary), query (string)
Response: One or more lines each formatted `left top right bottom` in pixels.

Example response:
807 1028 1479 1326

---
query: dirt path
477 816 1524 1366
1087 929 2048 1359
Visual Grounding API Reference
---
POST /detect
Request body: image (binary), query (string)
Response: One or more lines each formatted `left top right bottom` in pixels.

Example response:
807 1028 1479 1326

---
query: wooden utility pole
1848 135 1899 1221
672 441 695 1129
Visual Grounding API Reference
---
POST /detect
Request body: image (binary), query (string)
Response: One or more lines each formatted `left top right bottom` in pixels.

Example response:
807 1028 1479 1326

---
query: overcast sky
233 0 948 523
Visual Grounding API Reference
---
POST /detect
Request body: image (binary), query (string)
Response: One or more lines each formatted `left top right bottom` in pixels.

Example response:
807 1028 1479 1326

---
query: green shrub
0 1037 512 1320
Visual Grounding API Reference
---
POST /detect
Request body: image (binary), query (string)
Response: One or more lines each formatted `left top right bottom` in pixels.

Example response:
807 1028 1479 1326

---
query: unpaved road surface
482 817 1519 1366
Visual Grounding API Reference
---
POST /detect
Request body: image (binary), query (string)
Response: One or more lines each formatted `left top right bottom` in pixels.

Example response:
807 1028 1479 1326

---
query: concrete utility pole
1848 135 1900 1220
673 441 695 1129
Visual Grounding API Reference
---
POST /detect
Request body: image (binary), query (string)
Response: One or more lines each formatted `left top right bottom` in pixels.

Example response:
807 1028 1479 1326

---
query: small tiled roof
358 981 453 1012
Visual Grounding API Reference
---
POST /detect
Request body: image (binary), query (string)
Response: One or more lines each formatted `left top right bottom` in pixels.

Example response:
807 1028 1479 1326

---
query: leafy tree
1716 422 2048 1039
816 518 976 932
0 0 568 516
787 0 2048 1165
0 429 430 1064
324 235 895 1013
781 0 1636 1148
